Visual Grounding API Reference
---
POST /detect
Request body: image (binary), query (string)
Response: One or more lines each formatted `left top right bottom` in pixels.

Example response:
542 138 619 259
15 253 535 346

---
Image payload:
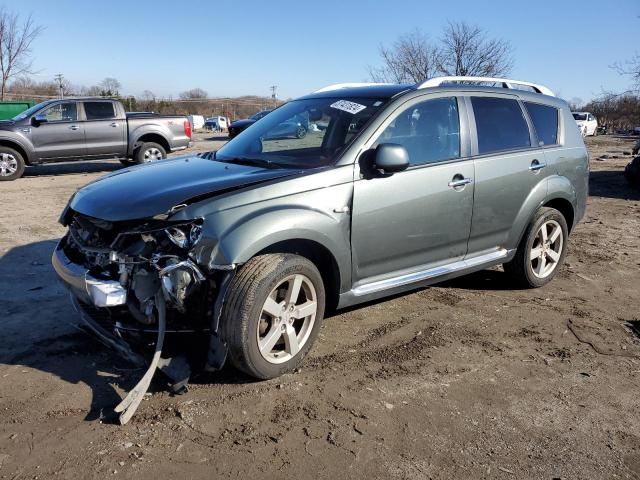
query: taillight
184 120 192 138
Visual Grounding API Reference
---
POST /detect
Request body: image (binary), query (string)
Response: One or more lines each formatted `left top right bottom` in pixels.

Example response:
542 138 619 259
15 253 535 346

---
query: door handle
69 125 79 130
110 122 119 127
529 159 546 172
448 177 473 189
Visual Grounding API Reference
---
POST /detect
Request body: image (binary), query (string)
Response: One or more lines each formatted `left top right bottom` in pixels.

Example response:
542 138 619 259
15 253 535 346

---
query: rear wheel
0 147 25 181
503 207 568 288
134 142 166 164
220 254 325 379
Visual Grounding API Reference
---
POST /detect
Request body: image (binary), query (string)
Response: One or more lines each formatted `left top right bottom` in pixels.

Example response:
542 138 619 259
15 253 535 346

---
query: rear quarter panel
127 116 190 154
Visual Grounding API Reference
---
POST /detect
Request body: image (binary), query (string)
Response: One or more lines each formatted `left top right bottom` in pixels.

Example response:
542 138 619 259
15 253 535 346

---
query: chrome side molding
352 248 509 296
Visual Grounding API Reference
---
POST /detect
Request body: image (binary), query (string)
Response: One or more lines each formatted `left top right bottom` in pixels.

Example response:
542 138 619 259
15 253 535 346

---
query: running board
352 249 509 297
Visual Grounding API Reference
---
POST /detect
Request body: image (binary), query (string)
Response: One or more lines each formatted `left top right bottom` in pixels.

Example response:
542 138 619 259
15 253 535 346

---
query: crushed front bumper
51 240 127 307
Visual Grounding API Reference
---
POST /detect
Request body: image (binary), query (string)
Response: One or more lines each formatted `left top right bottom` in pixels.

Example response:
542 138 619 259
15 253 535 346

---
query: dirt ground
0 133 639 479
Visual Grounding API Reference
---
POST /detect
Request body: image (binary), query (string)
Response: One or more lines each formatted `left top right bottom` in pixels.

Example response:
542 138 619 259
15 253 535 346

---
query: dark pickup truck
0 98 193 180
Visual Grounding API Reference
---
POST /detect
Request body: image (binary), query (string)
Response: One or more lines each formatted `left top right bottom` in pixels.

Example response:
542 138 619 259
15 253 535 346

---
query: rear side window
524 102 559 146
471 97 531 154
84 102 116 120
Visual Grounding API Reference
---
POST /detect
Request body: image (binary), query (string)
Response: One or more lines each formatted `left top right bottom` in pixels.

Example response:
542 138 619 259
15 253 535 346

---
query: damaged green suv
53 77 588 400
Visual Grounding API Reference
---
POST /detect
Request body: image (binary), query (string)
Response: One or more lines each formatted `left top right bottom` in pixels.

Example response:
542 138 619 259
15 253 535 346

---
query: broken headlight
165 221 203 250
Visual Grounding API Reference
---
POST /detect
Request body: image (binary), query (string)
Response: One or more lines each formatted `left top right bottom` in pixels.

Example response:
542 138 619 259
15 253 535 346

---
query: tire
0 147 25 181
220 253 325 379
503 207 569 288
133 142 166 164
295 125 307 139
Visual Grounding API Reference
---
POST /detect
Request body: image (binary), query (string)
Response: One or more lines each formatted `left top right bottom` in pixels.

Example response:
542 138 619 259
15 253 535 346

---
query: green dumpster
0 100 37 120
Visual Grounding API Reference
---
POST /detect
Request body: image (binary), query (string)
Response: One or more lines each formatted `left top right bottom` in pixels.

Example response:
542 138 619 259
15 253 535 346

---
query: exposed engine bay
56 209 232 423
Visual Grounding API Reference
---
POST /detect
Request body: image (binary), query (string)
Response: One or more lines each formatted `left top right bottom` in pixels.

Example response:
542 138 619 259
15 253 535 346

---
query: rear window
84 102 115 120
524 102 559 146
471 97 531 154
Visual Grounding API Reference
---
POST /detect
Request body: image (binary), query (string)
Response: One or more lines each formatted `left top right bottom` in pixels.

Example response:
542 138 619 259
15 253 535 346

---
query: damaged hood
69 156 298 221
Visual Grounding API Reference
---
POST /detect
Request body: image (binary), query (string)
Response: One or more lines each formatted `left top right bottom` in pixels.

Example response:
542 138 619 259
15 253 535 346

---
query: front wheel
134 142 166 164
220 254 325 379
503 207 568 288
0 147 25 181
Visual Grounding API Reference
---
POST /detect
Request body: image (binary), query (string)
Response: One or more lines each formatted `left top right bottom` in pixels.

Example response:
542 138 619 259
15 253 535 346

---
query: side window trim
40 101 78 124
522 100 561 148
82 101 117 121
361 93 470 170
466 94 535 157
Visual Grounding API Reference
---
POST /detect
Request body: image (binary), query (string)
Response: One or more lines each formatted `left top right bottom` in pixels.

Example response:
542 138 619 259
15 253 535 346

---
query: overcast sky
11 0 639 102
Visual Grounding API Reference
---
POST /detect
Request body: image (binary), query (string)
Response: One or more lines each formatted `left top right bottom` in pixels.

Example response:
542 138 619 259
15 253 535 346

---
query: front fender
191 184 354 293
0 133 35 163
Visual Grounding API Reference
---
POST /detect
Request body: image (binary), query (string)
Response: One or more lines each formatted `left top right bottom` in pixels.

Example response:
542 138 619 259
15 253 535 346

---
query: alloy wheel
0 153 18 177
143 147 163 162
530 219 563 278
257 274 317 364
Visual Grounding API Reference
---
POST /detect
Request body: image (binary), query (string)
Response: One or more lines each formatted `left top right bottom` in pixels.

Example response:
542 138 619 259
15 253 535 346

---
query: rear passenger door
81 100 127 158
351 95 474 283
466 95 556 256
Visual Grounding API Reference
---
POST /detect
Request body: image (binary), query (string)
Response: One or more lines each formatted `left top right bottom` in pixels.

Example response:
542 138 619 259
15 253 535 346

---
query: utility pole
270 85 277 108
54 74 65 99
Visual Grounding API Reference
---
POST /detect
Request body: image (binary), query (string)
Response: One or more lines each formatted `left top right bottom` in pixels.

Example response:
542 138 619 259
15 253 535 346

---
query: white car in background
572 112 598 137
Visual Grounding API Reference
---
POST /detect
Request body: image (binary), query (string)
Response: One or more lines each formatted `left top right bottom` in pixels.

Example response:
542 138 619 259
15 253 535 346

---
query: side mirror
32 114 48 126
373 143 410 174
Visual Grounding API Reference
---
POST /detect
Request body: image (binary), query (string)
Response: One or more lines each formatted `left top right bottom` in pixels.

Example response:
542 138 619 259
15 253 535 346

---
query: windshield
572 113 587 121
216 97 388 168
11 101 52 121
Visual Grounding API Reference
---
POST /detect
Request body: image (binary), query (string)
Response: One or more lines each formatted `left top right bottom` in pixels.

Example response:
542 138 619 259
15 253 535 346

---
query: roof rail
313 82 393 93
417 76 555 97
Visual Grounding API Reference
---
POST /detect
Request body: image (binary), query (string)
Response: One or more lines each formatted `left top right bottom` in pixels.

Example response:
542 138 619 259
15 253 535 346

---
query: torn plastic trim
206 269 235 370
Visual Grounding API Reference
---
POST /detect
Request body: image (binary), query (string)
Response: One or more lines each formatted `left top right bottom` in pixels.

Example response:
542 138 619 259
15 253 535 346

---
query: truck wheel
220 254 325 379
0 147 25 181
295 126 307 139
134 142 166 164
503 207 568 288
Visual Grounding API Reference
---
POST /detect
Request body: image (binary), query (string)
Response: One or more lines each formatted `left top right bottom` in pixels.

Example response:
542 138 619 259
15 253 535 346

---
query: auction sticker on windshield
330 100 367 115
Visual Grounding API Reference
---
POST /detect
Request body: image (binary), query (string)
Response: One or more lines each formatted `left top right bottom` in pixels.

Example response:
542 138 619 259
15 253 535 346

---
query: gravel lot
0 134 639 479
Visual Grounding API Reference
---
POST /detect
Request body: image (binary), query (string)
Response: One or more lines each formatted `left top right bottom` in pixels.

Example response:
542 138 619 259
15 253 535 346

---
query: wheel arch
256 239 342 312
0 139 31 165
134 133 170 154
507 175 577 250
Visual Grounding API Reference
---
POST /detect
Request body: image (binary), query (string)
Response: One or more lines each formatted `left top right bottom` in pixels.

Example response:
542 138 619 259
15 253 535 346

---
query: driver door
351 95 474 287
30 101 86 160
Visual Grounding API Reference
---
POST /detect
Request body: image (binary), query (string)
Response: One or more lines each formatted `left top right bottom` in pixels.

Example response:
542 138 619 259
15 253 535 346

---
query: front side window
216 97 389 168
471 97 531 154
374 97 460 166
41 102 77 122
84 102 115 120
524 102 559 146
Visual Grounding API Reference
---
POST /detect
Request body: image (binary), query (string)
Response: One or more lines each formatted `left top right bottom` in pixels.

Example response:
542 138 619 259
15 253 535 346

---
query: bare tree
0 9 44 100
140 89 156 101
612 52 640 92
367 30 439 83
179 87 208 100
568 97 584 111
437 21 513 77
99 77 121 96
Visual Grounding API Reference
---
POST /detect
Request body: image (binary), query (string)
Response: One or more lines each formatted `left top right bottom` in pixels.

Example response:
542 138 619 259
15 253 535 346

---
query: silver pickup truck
0 97 193 180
